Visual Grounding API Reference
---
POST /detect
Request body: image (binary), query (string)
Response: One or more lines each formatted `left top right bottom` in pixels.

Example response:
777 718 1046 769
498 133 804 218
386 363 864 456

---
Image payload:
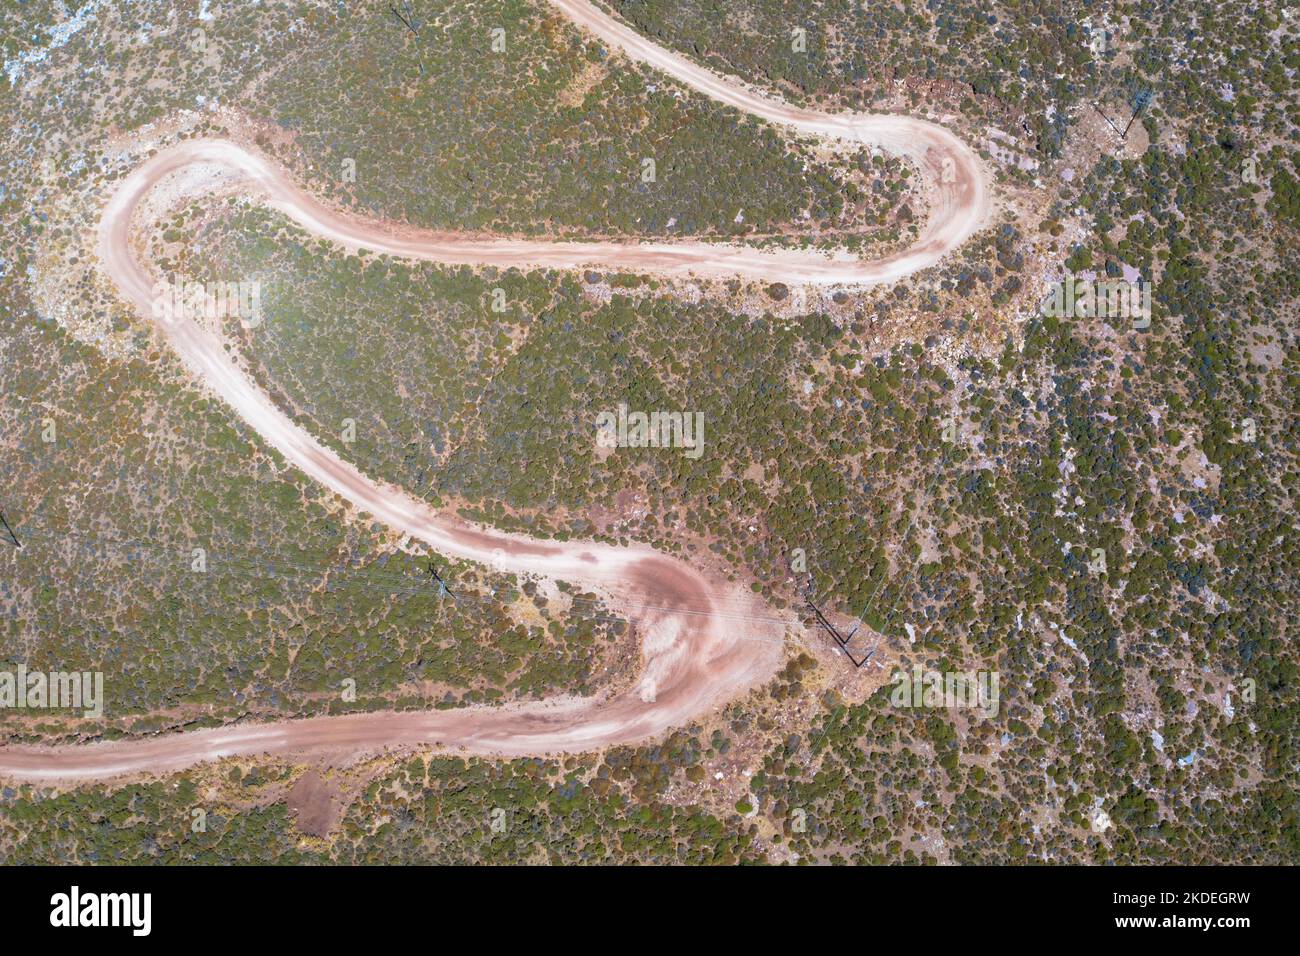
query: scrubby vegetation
0 742 762 864
1 0 1297 864
2 0 910 242
0 315 626 735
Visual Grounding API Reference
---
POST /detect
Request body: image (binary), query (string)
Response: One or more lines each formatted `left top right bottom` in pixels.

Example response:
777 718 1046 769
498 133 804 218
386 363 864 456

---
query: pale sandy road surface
0 0 988 782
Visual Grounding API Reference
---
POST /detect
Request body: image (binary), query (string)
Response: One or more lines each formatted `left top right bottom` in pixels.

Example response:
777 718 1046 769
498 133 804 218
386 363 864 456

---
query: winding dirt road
0 0 988 782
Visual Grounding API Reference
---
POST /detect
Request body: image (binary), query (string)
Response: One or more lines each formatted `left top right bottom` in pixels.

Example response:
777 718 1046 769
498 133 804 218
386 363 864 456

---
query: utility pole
805 595 872 668
389 2 426 75
427 559 455 600
1122 89 1153 139
0 511 21 549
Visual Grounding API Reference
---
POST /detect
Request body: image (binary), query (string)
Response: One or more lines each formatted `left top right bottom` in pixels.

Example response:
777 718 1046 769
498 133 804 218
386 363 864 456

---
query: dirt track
0 0 988 782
